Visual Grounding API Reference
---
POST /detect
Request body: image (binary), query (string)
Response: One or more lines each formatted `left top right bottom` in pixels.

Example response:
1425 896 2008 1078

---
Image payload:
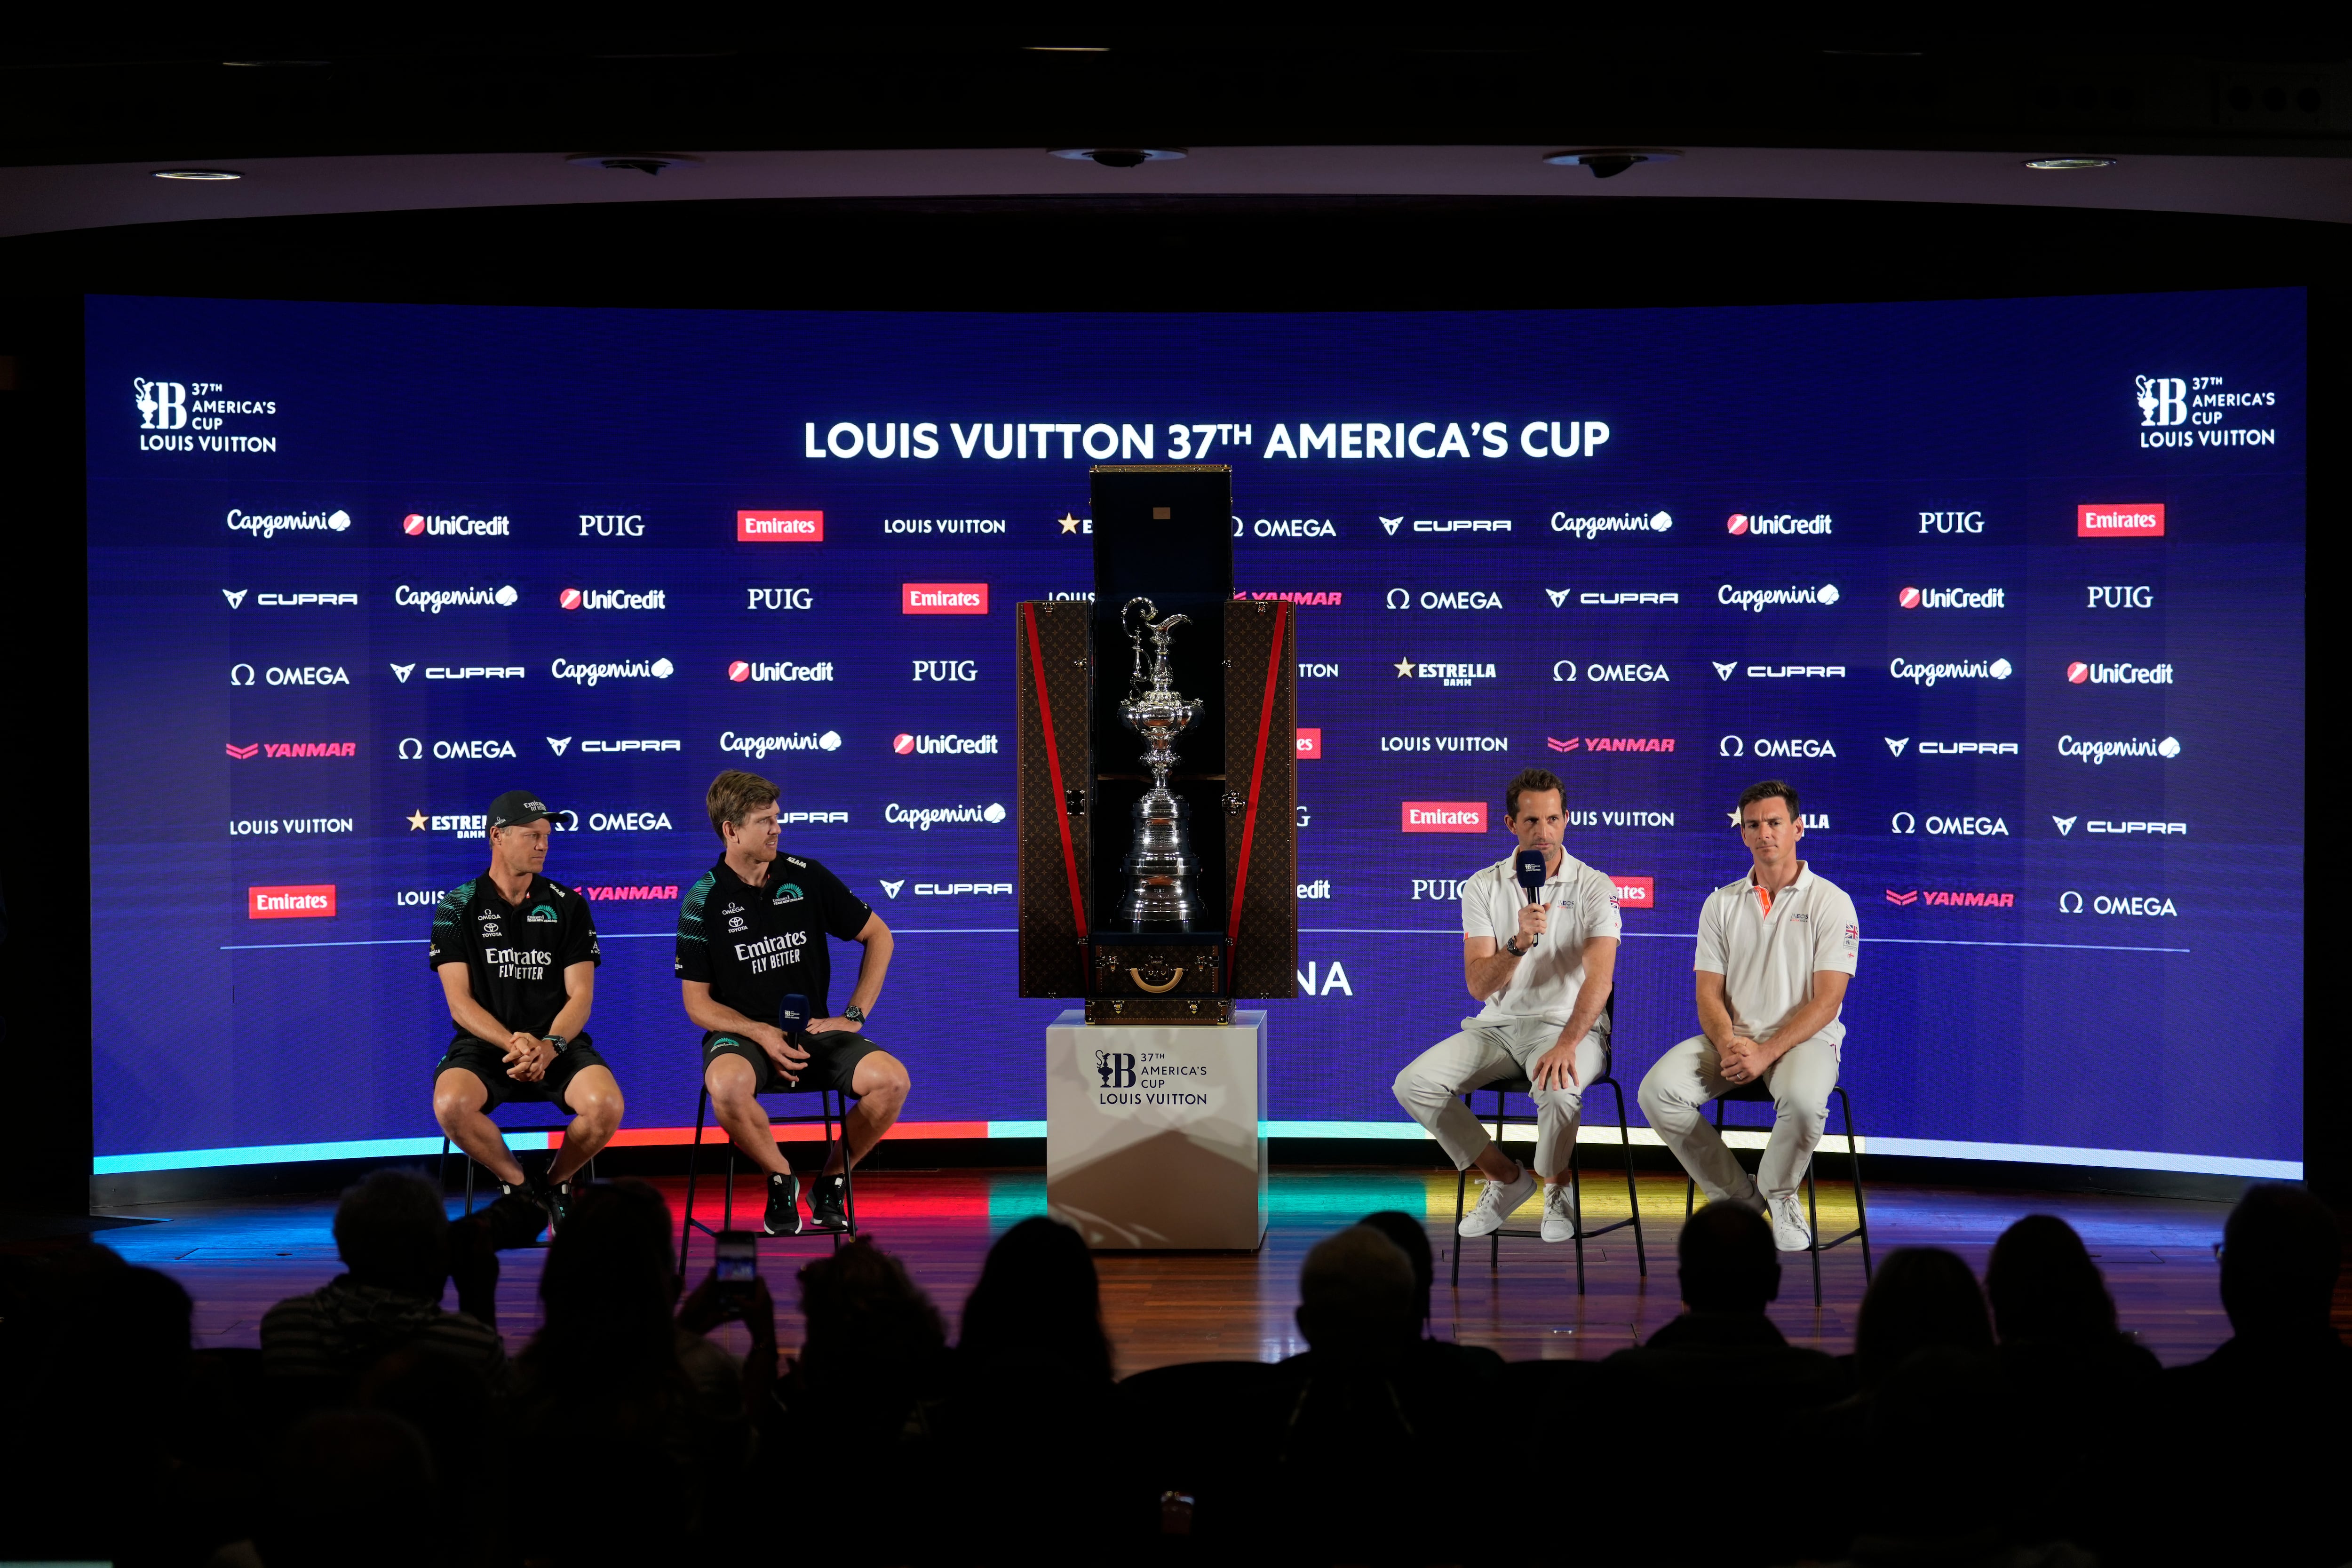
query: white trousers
1391 1017 1608 1178
1637 1034 1839 1204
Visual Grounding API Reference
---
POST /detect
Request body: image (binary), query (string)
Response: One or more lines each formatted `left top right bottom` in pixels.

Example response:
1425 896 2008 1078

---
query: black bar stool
1681 1081 1871 1305
676 1080 860 1276
1448 1020 1647 1295
437 1122 596 1240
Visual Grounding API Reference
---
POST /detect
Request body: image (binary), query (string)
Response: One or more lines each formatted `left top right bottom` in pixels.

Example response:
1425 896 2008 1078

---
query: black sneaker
525 1170 566 1234
763 1171 803 1237
544 1176 577 1233
808 1172 852 1233
488 1184 549 1248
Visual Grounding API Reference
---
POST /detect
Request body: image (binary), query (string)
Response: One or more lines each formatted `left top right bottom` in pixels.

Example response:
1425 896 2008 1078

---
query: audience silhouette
3 1175 2341 1565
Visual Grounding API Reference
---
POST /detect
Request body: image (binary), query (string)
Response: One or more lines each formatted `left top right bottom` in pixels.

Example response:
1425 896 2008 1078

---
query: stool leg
463 1156 476 1218
1450 1153 1469 1289
723 1138 736 1235
840 1090 859 1240
437 1137 451 1198
1805 1162 1822 1307
679 1085 708 1277
1609 1078 1645 1277
1487 1090 1502 1275
1570 1143 1586 1297
1840 1087 1873 1279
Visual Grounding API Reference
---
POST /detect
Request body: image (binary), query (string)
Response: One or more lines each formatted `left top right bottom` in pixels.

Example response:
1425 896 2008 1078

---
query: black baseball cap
487 789 563 829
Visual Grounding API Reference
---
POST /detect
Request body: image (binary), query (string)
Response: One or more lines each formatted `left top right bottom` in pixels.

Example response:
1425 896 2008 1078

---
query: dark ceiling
3 27 2347 165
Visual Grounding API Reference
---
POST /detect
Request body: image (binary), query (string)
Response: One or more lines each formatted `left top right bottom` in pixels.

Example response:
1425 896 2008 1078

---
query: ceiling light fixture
1542 148 1682 180
563 152 704 175
152 169 243 181
1049 147 1187 167
1026 45 1110 51
2023 156 2118 170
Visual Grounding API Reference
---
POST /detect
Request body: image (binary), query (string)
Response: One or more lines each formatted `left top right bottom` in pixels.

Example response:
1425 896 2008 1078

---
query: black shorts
703 1029 879 1097
434 1036 614 1115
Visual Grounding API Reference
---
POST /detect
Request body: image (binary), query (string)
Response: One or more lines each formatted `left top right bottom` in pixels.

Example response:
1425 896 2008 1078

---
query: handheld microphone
780 992 810 1041
1515 849 1547 905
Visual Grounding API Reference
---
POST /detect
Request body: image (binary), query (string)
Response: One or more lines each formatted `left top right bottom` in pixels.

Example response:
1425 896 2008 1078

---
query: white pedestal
1046 1009 1269 1251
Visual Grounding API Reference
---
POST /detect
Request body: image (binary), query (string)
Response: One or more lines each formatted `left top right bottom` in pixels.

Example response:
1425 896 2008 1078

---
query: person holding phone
676 769 909 1237
1389 767 1621 1244
429 789 620 1238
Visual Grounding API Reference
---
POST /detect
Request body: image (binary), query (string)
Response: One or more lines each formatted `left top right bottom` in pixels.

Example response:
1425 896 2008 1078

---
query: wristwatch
544 1035 568 1055
1502 936 1526 958
842 1004 866 1025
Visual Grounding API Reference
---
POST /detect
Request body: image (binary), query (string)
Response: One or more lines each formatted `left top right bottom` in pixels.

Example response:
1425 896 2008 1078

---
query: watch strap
842 1004 866 1024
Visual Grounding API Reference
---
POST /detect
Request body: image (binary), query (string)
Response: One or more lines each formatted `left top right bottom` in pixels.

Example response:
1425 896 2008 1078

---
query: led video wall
87 290 2304 1176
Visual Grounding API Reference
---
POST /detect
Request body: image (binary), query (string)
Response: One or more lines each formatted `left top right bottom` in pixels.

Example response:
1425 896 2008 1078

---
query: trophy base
1085 996 1234 1026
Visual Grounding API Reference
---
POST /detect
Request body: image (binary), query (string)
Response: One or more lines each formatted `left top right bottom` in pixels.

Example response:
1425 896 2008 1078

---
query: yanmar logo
250 883 337 919
1240 590 1343 607
739 510 823 542
903 582 989 614
1548 737 1676 754
2078 504 2165 538
1884 887 2015 908
226 740 358 759
1402 802 1487 832
583 885 681 901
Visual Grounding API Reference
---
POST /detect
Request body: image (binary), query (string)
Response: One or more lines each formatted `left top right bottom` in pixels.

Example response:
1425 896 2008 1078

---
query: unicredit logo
1402 802 1487 832
739 510 823 542
729 660 834 683
1727 512 1831 536
560 588 667 611
1899 586 2007 609
2067 660 2174 685
402 513 511 537
250 883 337 919
903 582 989 614
892 733 1001 756
2078 504 2165 538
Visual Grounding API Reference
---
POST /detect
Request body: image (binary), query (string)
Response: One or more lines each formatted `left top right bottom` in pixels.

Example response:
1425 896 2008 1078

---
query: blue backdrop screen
85 290 2304 1176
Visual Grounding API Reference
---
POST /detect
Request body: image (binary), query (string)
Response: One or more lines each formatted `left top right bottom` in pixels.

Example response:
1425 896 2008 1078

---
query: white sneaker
1459 1163 1537 1237
1770 1193 1812 1252
1540 1184 1578 1243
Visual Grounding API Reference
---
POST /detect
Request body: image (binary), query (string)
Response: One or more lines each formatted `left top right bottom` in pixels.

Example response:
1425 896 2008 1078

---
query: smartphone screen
715 1231 759 1286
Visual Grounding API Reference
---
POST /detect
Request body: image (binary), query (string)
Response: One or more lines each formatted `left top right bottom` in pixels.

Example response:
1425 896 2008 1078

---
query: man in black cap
429 789 622 1238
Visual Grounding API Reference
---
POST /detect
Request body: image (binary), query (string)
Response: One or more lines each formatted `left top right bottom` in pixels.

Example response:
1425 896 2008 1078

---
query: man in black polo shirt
430 789 622 1237
677 768 909 1236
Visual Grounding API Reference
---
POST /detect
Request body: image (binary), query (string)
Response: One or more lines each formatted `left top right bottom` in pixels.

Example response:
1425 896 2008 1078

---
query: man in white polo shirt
1392 766 1621 1242
1639 779 1860 1251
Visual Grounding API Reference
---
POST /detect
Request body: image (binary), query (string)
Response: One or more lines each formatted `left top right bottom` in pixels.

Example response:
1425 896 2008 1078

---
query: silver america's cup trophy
1117 596 1205 929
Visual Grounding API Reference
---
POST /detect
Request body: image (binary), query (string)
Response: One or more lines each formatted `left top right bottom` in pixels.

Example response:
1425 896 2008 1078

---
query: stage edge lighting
152 169 244 181
2023 156 2119 170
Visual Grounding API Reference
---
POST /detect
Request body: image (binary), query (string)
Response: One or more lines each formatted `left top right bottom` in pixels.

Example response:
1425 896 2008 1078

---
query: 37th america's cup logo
2134 375 2186 428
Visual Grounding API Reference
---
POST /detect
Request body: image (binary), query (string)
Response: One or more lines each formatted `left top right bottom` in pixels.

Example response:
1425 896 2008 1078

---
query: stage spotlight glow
1542 149 1682 179
1049 147 1188 167
2023 156 2118 170
563 152 704 175
152 169 243 181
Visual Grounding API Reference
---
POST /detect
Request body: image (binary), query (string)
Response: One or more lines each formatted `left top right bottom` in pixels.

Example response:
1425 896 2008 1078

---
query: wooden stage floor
79 1167 2254 1372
